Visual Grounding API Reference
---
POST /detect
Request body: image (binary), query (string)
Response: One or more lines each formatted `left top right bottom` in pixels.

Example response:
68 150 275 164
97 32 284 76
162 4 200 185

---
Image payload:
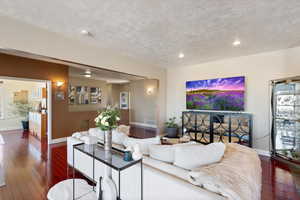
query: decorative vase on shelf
102 130 117 200
124 151 133 161
132 144 143 161
95 106 120 200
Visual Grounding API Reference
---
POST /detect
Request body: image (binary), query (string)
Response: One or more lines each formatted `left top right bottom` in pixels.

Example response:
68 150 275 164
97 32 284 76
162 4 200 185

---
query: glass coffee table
72 143 143 200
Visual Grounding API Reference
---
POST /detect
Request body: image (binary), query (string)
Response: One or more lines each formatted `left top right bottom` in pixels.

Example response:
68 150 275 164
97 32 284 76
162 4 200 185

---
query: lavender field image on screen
186 76 245 111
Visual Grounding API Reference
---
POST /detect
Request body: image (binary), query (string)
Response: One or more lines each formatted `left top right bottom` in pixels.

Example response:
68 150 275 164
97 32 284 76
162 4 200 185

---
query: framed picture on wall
68 85 102 105
56 91 65 101
90 87 102 104
76 86 90 104
68 86 76 104
120 92 129 109
70 86 88 105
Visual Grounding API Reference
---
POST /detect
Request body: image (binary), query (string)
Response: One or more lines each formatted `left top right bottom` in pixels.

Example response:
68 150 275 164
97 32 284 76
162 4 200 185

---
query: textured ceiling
0 0 300 68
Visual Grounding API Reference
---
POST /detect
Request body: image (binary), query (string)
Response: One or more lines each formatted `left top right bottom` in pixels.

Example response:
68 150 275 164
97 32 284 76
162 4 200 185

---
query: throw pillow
117 125 130 136
112 129 128 145
174 142 225 170
88 128 104 141
72 131 88 139
123 136 161 155
81 136 98 145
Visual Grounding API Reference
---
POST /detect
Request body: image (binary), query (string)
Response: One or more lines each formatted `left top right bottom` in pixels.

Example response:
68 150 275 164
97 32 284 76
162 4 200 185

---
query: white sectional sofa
67 127 261 200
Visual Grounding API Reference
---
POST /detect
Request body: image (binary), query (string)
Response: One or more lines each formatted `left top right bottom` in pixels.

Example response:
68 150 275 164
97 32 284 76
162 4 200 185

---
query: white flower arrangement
95 106 120 131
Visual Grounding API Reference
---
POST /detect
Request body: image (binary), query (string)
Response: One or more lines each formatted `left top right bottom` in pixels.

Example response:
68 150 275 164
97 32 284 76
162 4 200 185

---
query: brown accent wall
0 53 96 139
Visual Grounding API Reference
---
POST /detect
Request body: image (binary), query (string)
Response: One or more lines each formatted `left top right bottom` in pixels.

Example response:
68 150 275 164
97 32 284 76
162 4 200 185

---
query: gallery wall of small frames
68 85 102 105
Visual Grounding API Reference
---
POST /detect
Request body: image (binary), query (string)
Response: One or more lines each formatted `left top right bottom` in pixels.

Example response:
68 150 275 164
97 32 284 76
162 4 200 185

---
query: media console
182 111 253 147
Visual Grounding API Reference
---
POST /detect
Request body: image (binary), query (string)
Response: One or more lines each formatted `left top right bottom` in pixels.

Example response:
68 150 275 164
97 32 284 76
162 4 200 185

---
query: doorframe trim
46 81 52 145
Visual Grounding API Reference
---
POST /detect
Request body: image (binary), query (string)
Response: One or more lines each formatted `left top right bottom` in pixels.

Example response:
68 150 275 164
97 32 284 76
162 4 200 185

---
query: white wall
129 79 159 127
166 46 300 151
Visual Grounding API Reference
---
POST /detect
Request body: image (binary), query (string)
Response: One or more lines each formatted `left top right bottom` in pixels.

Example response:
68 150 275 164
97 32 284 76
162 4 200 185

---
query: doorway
0 77 52 147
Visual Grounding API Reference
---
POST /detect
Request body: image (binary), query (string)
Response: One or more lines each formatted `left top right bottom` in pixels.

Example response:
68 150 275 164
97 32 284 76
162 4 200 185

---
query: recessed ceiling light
178 53 185 58
80 29 91 36
232 40 241 46
85 70 91 74
84 74 91 78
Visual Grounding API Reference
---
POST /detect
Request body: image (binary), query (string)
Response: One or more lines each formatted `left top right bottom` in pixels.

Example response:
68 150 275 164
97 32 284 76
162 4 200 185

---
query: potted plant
165 117 178 138
11 102 33 131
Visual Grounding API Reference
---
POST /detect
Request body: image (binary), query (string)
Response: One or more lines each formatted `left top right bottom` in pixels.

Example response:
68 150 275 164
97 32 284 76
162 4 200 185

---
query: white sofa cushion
81 136 98 145
149 144 174 163
148 142 198 163
67 137 84 166
112 129 128 145
117 125 130 136
123 136 161 155
88 128 104 140
143 156 188 181
72 131 89 140
174 143 226 170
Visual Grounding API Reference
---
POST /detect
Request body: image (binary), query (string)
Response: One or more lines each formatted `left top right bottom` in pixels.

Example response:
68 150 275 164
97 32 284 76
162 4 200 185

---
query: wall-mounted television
186 76 245 111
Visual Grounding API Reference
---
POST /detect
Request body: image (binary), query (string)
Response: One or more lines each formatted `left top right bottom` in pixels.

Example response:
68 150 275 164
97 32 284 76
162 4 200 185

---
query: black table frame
72 142 143 200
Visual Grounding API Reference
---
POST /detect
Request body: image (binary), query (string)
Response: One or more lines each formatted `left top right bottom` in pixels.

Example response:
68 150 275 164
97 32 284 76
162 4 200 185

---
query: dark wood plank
129 125 157 139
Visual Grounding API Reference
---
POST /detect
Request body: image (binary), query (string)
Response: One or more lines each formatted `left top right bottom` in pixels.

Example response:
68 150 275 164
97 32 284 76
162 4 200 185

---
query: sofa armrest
71 131 89 138
67 137 83 166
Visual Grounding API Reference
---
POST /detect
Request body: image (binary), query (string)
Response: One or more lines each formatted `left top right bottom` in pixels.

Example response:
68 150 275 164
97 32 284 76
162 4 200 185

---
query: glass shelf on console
74 143 142 171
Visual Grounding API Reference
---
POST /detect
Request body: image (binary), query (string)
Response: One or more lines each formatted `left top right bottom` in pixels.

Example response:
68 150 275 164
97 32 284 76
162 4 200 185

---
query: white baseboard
51 137 67 144
130 122 157 129
254 148 271 157
0 126 22 131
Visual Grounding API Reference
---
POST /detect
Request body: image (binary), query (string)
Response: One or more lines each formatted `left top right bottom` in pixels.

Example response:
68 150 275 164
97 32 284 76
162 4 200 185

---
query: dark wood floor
0 130 299 200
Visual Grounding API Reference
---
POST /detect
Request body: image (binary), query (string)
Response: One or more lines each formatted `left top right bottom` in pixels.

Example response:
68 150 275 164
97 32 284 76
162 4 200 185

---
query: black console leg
98 177 103 200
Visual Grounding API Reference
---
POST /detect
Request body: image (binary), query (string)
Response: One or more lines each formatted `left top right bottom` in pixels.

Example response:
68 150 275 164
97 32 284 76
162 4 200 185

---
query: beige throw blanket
188 143 262 200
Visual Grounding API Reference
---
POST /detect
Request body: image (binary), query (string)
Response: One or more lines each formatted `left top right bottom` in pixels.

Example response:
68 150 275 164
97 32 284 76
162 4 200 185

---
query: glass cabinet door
273 81 300 161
